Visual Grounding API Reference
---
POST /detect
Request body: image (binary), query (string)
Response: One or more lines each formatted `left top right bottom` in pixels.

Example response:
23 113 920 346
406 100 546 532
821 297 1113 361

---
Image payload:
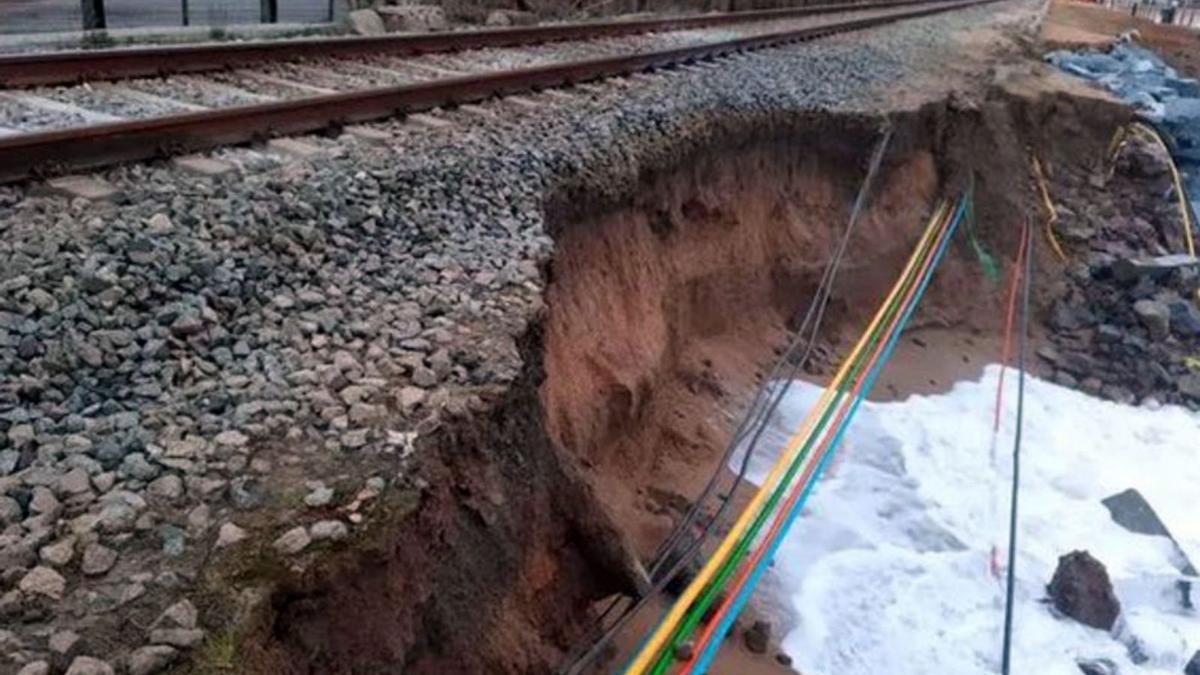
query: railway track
0 0 994 184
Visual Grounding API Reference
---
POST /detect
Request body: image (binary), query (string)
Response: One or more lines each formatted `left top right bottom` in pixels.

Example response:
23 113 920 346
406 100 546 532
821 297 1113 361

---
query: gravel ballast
0 1 1037 670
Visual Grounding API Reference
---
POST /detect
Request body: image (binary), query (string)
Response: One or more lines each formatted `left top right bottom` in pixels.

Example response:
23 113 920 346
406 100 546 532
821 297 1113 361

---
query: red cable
990 217 1029 578
993 219 1030 432
678 205 958 674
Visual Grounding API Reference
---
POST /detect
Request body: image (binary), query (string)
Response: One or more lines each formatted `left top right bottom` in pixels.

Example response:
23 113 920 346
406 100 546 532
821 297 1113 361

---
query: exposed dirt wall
241 83 1130 675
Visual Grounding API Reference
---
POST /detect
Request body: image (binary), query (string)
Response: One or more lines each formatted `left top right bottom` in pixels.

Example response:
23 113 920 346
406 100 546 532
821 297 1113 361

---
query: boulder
1132 299 1170 339
1111 254 1200 284
376 5 447 31
1185 649 1200 675
485 9 538 26
1047 550 1121 630
347 9 385 35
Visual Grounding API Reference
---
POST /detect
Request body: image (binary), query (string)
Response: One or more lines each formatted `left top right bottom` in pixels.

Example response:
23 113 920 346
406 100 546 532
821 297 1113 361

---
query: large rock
347 8 385 35
1132 299 1171 339
1185 649 1200 675
485 9 537 26
18 566 66 599
1111 254 1200 284
1047 550 1121 630
376 5 447 32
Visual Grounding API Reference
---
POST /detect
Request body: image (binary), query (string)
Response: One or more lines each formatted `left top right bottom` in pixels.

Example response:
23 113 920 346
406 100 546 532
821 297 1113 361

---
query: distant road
0 0 340 34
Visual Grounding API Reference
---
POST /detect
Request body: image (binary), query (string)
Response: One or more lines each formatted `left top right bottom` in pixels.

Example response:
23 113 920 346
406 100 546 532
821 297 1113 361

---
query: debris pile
1036 132 1200 407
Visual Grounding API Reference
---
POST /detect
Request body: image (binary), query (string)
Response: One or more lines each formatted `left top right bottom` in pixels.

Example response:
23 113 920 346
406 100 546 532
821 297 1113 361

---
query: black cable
1001 218 1034 675
556 124 894 675
649 124 896 580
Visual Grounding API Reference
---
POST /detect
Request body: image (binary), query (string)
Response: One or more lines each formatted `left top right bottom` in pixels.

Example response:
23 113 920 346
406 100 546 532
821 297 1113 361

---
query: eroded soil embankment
240 84 1128 674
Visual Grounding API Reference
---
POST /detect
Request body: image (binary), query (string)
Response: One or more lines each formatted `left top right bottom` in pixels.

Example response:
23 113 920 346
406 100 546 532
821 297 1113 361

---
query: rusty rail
0 0 927 88
0 0 992 184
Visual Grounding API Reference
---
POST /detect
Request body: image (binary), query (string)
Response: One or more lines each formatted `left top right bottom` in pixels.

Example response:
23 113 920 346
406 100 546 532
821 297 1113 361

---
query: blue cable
689 197 968 675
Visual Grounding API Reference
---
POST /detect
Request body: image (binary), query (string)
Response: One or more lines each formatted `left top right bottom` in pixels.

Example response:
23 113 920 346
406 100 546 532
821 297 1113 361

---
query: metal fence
0 0 344 34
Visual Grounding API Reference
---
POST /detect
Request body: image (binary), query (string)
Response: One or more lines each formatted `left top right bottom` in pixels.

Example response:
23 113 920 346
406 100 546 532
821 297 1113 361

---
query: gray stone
19 566 66 599
273 526 310 555
81 543 117 576
17 662 50 675
120 453 160 481
169 312 204 338
216 522 247 548
65 656 116 675
304 485 334 508
376 4 446 31
342 429 369 449
39 536 76 567
147 474 184 501
8 423 34 447
310 519 349 542
186 504 210 534
1179 374 1200 400
58 468 92 495
98 502 137 533
347 9 385 35
148 628 205 649
127 646 178 675
0 496 20 525
49 629 81 656
1168 300 1200 337
213 429 248 447
412 366 439 388
1112 254 1200 283
146 213 174 234
161 525 186 558
29 486 60 517
485 9 537 26
155 598 198 630
397 386 427 411
229 477 264 510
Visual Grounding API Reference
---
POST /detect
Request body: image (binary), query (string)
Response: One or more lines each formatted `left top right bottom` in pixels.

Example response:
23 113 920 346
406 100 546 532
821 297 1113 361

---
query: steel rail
0 0 930 88
0 0 991 184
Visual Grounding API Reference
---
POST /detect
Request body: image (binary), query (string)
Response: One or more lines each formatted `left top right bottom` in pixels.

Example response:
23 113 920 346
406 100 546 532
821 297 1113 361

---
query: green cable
647 203 950 674
962 184 999 284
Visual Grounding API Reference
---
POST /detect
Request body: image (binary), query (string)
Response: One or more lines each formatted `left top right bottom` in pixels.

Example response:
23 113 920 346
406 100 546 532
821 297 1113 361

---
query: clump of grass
197 628 239 672
81 30 115 49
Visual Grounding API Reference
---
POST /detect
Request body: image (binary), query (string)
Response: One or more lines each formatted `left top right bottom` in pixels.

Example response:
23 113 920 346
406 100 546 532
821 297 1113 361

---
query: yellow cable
1031 154 1068 262
624 200 950 675
1129 122 1196 257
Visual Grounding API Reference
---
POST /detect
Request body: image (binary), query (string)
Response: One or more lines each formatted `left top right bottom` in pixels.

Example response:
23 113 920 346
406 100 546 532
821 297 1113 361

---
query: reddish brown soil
228 80 1132 675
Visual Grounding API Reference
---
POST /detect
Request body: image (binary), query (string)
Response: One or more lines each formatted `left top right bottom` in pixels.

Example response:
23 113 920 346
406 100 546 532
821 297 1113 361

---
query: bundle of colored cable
623 194 969 675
